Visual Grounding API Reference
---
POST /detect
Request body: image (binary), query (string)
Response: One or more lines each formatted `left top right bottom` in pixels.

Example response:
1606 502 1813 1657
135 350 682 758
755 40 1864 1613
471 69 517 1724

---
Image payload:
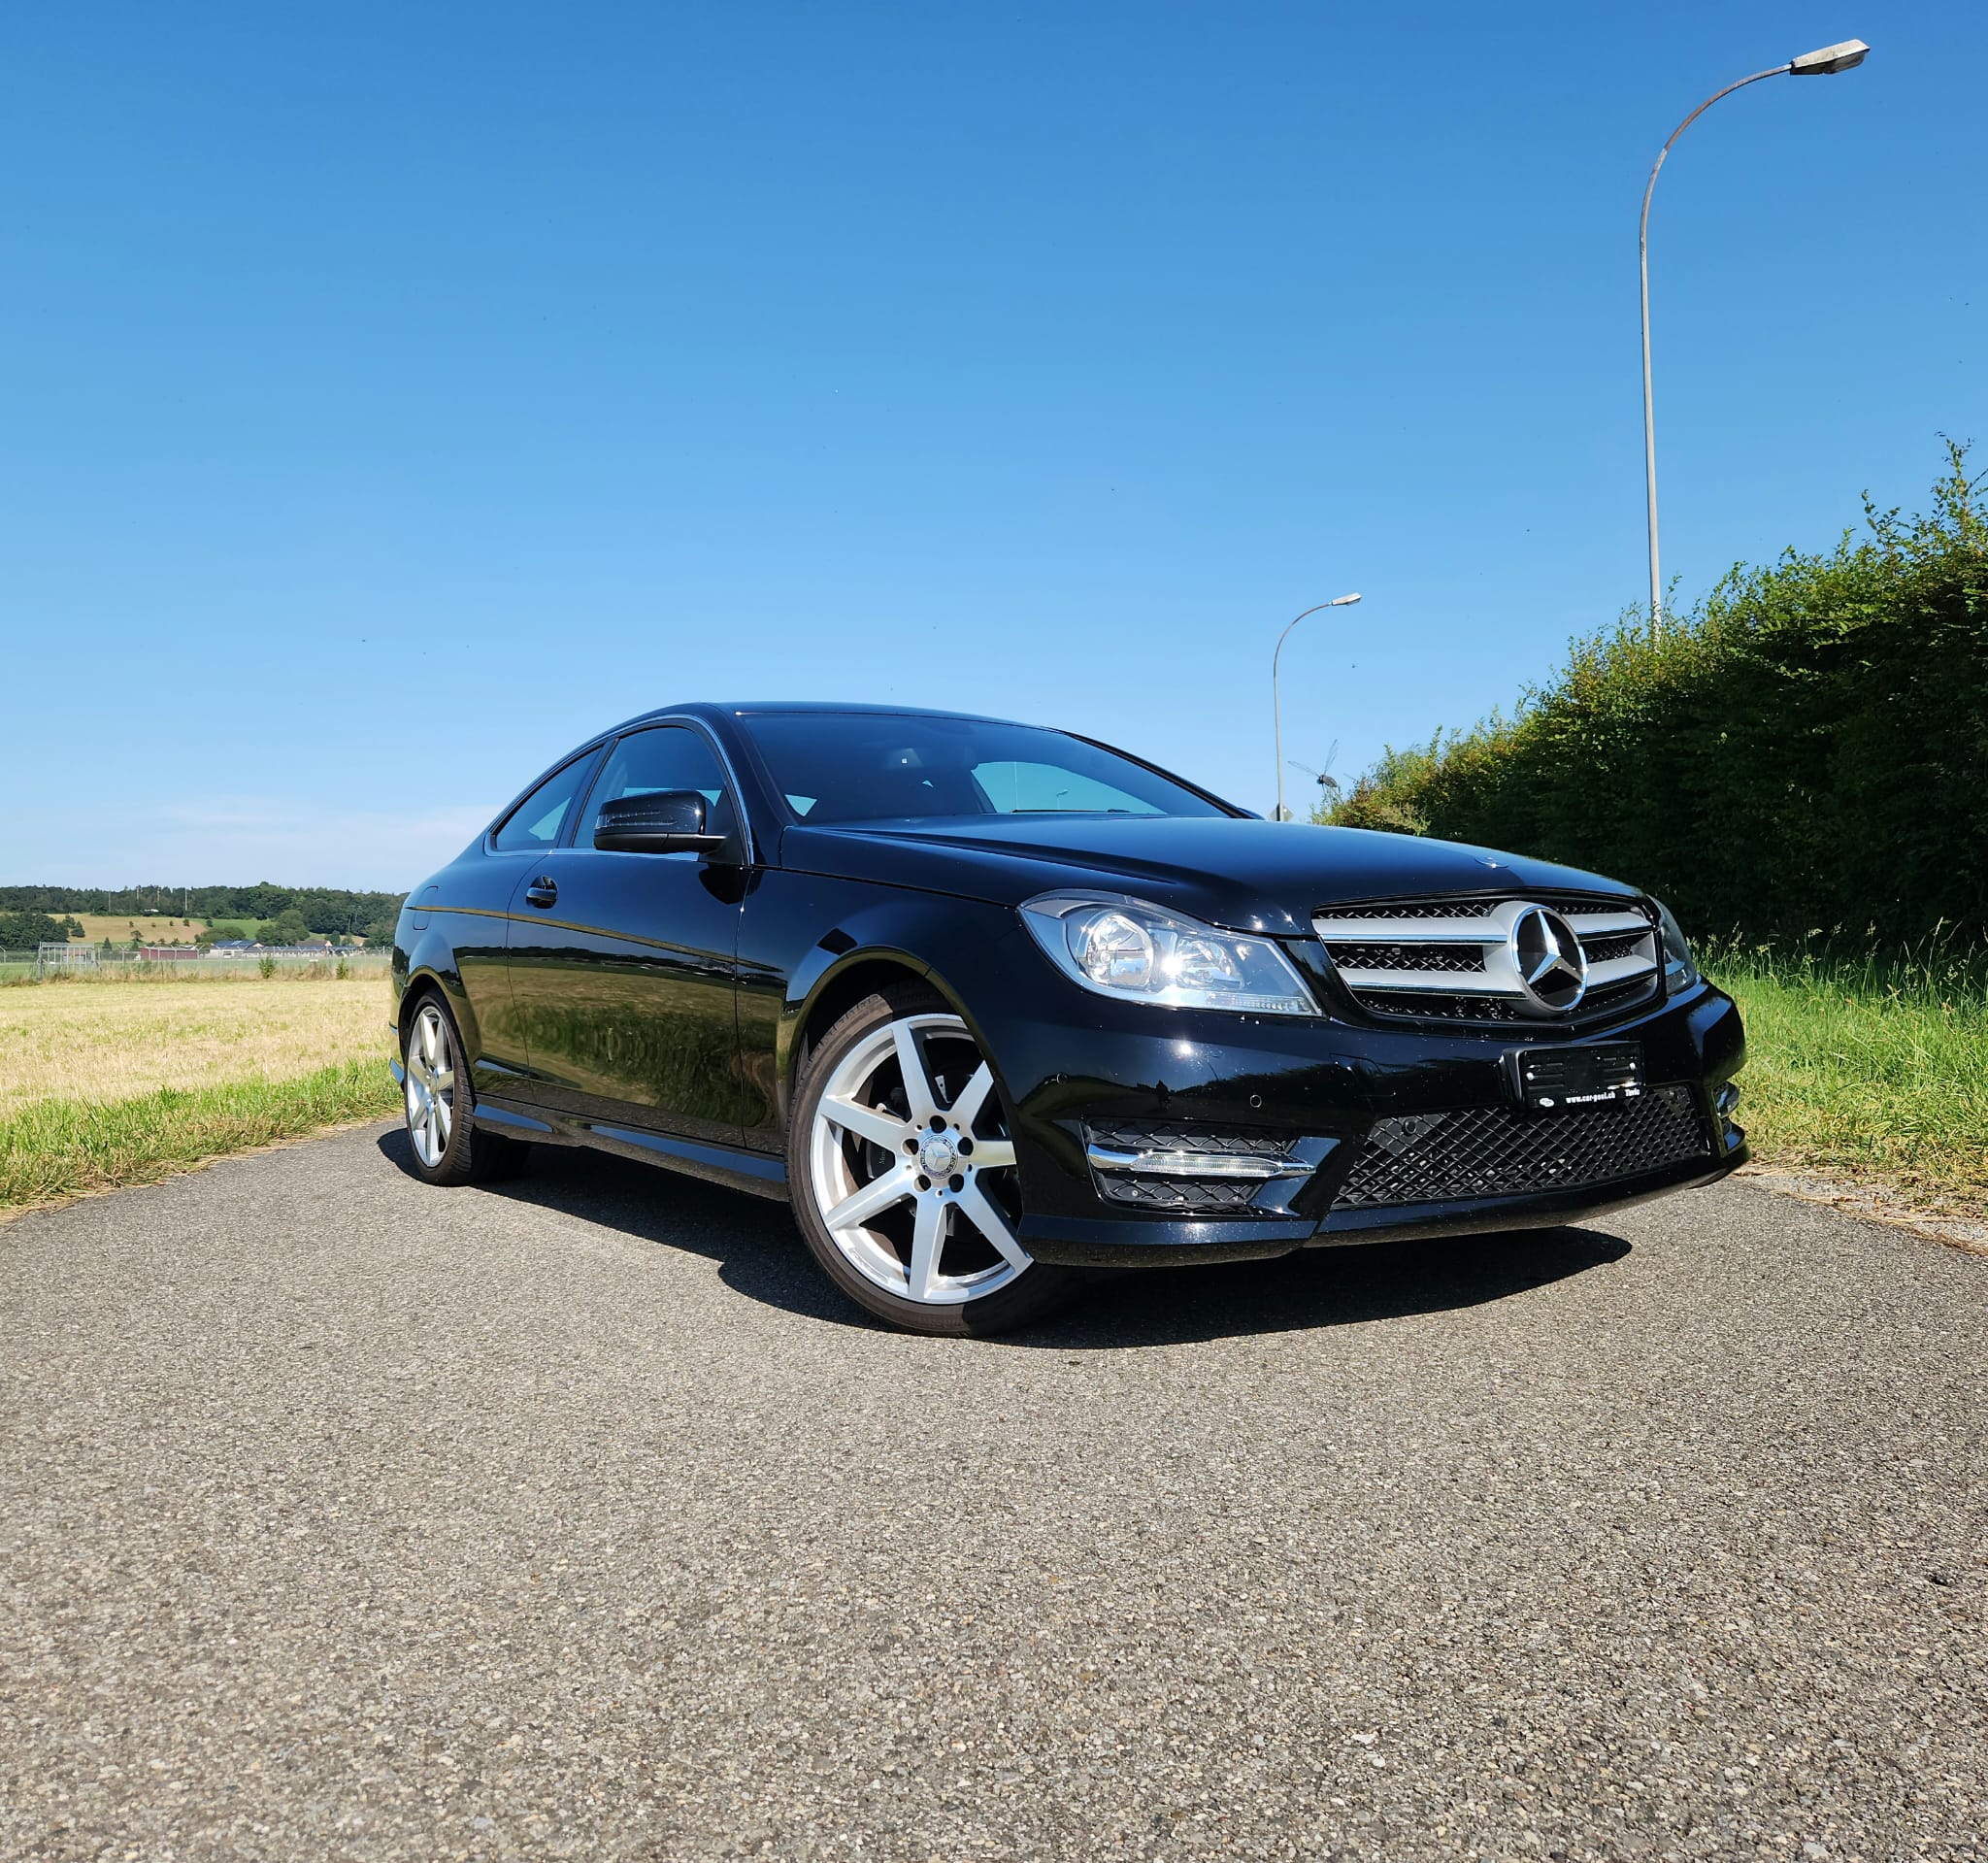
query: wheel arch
781 946 998 1127
394 932 482 1063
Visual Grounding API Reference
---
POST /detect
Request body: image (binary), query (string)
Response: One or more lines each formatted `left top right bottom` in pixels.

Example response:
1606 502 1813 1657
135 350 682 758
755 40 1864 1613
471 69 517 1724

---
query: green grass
1708 933 1988 1214
0 1058 399 1214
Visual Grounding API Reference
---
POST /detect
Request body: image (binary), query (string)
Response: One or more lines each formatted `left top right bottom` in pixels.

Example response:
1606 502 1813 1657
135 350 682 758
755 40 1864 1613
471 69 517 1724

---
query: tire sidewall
400 987 480 1184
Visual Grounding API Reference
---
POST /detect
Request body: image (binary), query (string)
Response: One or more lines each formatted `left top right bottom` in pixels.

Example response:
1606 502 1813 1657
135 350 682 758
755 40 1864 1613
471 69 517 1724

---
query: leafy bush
0 911 72 949
1326 445 1988 943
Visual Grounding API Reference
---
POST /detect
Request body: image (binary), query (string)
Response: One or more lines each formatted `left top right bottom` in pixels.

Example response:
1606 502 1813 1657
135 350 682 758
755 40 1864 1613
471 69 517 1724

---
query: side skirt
475 1092 791 1204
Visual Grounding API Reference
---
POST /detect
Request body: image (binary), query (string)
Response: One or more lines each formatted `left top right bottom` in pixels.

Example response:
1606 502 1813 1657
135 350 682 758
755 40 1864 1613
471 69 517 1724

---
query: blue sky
2 2 1980 888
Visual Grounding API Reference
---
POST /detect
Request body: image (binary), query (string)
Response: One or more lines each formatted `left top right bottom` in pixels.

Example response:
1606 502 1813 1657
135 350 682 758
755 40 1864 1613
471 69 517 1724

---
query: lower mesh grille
1082 1118 1324 1215
1333 1085 1710 1209
1096 1175 1261 1212
1086 1120 1294 1161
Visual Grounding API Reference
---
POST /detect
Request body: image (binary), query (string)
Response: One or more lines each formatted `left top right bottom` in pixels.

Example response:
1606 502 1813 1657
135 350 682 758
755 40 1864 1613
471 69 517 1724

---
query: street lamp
1639 38 1869 640
1272 593 1362 822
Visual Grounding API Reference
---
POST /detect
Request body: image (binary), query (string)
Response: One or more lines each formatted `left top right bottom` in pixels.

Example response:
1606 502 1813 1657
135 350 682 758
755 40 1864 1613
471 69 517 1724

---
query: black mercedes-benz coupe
389 702 1745 1333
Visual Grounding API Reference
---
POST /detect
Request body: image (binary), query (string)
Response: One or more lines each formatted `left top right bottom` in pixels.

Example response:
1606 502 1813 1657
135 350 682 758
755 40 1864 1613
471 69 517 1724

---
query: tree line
1324 444 1987 946
0 885 407 943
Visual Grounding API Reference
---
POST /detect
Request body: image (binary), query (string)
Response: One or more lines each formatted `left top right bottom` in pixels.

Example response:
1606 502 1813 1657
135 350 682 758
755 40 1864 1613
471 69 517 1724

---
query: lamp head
1329 592 1363 607
1790 39 1869 75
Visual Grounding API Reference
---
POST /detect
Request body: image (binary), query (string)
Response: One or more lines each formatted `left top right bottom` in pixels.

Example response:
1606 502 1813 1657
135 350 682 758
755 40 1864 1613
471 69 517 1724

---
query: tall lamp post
1639 38 1869 640
1273 593 1362 822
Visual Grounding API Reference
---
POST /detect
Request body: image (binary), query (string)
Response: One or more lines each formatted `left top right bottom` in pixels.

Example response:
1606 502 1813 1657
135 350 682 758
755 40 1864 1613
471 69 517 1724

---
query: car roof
608 700 1031 735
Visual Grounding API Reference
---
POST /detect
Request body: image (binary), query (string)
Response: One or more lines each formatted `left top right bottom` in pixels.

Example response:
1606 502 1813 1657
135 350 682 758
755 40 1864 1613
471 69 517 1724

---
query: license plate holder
1508 1041 1645 1113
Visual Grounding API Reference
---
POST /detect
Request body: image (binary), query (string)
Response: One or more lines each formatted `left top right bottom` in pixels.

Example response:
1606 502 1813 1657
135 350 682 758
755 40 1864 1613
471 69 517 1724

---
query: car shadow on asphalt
378 1131 1632 1347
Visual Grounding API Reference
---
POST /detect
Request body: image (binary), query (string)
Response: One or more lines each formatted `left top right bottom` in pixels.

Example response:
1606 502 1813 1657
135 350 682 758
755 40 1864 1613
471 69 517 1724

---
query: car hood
779 815 1640 935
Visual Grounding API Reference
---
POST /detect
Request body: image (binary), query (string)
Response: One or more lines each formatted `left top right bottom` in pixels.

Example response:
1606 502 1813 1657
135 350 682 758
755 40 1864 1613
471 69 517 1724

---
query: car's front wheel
788 988 1077 1335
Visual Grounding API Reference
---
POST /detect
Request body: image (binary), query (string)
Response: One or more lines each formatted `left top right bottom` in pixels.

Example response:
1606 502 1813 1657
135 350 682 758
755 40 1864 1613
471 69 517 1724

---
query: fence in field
1 946 395 983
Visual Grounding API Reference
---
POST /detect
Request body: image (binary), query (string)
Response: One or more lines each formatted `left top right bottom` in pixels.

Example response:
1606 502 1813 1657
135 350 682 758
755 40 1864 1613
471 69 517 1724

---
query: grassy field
0 975 393 1112
0 973 399 1212
65 914 208 946
1708 938 1988 1215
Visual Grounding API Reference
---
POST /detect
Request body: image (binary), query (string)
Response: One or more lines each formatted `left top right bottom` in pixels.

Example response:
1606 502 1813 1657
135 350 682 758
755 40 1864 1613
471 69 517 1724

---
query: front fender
775 890 1025 1105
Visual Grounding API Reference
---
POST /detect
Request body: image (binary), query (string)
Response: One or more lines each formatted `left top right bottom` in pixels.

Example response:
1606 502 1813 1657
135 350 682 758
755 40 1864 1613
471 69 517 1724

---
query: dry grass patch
0 975 395 1114
65 914 207 946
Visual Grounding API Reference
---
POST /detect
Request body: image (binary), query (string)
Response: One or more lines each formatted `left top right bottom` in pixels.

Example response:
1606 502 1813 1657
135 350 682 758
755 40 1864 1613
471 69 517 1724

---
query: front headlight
1020 892 1319 1016
1653 896 1700 994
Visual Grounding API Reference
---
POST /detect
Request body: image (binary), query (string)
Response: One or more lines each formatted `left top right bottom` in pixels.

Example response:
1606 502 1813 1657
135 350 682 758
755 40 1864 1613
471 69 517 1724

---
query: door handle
524 878 557 909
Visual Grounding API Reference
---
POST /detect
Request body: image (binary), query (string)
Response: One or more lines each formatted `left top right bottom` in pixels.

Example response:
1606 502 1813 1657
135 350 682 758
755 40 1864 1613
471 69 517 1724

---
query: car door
457 745 607 1088
504 722 752 1146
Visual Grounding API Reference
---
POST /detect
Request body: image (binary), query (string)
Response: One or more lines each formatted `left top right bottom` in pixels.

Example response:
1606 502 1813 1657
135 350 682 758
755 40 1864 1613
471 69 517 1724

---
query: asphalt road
3 1126 1984 1863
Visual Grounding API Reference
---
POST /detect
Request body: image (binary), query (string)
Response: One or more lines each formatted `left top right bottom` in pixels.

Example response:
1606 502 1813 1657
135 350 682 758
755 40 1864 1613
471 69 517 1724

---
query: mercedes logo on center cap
1509 904 1588 1013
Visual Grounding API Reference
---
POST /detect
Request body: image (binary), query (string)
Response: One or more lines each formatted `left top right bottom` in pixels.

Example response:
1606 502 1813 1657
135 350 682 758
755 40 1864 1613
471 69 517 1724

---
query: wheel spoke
823 1166 914 1233
434 1093 451 1145
907 1197 947 1301
957 1183 1030 1274
431 1067 455 1092
947 1062 996 1130
892 1021 937 1125
822 1095 911 1150
966 1137 1014 1171
420 1015 440 1068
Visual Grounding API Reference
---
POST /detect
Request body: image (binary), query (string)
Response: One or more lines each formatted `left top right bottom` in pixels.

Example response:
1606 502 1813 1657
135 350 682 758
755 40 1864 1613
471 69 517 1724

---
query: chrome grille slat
1564 910 1651 937
1585 951 1660 988
1309 915 1513 943
1335 966 1528 996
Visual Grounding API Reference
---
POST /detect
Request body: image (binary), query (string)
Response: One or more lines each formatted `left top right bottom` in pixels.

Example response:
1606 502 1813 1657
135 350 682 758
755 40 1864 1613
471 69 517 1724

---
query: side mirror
592 790 730 855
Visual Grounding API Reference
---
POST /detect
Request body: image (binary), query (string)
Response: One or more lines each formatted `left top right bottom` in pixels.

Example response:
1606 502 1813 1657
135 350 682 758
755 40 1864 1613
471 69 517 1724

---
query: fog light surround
1713 1081 1744 1151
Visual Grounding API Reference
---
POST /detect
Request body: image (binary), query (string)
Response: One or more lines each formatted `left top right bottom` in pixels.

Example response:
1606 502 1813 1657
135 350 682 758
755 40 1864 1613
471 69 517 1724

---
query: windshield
738 714 1231 825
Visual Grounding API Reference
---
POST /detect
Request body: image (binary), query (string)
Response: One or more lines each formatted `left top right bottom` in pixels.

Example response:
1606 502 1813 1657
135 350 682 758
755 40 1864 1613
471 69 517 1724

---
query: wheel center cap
918 1132 959 1177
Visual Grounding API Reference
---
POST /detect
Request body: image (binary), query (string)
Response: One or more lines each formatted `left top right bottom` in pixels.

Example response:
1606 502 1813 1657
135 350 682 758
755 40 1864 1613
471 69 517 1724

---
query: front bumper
994 978 1746 1268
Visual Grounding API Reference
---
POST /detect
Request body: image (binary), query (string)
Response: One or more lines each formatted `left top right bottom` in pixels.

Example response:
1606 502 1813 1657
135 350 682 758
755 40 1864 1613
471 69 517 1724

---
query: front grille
1333 1084 1710 1209
1312 894 1663 1029
1354 989 1526 1022
1316 900 1496 921
1328 943 1488 975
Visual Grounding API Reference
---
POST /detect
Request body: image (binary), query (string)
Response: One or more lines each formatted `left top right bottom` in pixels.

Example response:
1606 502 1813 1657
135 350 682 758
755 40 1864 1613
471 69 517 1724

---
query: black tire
399 988 531 1186
786 984 1079 1336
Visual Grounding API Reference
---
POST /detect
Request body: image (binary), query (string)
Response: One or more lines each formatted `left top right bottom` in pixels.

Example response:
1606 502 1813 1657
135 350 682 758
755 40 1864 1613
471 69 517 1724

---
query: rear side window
579 726 737 844
491 753 598 853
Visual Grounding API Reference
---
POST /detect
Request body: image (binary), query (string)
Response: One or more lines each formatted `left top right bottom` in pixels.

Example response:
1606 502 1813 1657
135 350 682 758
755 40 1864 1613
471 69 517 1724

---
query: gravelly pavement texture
3 1125 1985 1863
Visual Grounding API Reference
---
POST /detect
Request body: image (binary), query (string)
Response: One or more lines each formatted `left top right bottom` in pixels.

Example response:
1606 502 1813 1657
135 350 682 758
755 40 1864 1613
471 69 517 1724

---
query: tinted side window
580 726 737 844
491 753 598 853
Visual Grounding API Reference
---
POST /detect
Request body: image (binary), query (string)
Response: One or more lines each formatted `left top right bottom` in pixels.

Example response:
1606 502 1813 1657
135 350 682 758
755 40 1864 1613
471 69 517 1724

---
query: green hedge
1327 447 1988 943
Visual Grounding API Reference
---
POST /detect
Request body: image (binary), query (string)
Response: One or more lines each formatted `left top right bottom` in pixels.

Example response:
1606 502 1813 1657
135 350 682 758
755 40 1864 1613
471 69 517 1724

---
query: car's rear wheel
788 988 1078 1335
400 992 530 1186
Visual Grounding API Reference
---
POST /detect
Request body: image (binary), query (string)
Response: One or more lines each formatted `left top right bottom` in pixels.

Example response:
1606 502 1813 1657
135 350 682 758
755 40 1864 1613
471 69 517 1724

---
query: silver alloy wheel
808 1012 1030 1306
405 1001 456 1168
